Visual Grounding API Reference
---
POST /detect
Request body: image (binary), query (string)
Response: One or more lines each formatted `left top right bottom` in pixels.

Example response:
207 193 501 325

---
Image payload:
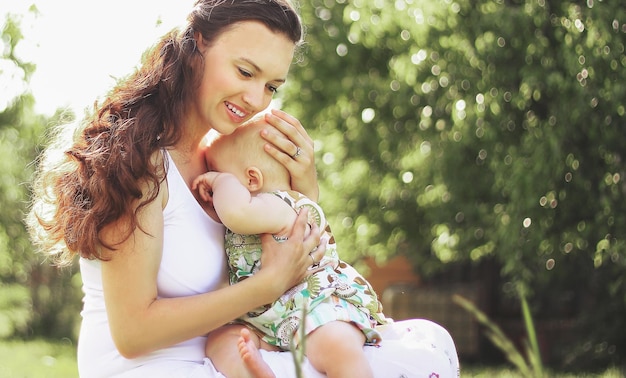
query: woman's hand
261 109 319 201
257 208 326 297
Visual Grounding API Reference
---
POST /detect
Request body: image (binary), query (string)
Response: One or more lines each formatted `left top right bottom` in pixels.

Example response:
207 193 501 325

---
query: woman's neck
170 116 212 159
169 132 210 184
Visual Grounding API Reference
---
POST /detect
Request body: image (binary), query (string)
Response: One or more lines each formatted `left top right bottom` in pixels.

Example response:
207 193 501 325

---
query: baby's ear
245 167 264 191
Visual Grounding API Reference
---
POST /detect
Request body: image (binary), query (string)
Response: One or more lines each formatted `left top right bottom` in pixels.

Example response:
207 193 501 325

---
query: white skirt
116 319 460 378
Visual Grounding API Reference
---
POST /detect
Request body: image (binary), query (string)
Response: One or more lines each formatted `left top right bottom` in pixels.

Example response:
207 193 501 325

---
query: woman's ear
194 31 206 54
245 167 264 192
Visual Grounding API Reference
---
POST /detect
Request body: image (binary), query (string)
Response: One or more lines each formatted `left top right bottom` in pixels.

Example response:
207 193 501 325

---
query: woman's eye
238 68 252 78
267 85 278 94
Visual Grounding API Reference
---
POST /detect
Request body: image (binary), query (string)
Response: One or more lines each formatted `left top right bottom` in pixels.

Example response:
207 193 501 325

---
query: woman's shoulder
150 149 169 209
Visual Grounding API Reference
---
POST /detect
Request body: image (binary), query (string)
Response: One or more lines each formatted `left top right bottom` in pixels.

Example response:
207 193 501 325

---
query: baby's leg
205 324 275 378
305 321 373 378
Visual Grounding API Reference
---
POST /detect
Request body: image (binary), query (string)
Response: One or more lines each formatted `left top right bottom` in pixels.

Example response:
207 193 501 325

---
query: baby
193 117 389 378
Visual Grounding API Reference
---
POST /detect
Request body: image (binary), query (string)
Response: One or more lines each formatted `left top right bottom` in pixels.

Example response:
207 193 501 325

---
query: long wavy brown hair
27 0 303 265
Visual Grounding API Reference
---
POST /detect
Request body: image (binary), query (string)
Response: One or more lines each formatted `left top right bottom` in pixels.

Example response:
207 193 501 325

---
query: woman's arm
261 109 319 201
192 171 296 235
100 177 324 359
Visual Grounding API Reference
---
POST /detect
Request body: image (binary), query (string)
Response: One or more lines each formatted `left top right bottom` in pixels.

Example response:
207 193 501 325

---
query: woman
27 1 460 377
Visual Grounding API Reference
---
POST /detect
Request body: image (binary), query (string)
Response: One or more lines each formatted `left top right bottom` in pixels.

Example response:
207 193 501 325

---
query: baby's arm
192 172 296 236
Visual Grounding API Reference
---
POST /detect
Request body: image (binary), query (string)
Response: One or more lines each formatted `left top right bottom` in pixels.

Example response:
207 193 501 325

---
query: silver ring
272 235 288 243
292 146 302 159
309 252 320 268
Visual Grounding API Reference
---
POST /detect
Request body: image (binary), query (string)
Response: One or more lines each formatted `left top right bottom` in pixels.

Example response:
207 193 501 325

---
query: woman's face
192 21 296 135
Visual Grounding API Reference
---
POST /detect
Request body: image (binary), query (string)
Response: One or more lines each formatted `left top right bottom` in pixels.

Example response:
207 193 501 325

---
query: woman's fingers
290 209 326 270
271 109 313 146
262 135 310 167
263 111 312 158
296 214 327 275
305 221 326 265
259 208 321 284
261 110 319 200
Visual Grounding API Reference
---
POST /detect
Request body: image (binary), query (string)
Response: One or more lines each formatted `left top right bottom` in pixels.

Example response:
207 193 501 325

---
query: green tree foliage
1 0 624 371
0 10 80 341
282 0 625 369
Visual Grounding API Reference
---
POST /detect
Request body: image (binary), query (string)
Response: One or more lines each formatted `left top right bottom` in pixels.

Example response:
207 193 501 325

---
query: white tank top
76 152 461 378
77 151 226 377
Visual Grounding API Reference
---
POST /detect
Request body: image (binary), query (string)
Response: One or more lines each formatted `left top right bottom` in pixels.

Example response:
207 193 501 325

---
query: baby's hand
191 172 221 202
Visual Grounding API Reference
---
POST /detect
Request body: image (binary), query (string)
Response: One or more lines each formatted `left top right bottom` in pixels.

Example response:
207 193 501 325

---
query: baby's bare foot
237 328 275 378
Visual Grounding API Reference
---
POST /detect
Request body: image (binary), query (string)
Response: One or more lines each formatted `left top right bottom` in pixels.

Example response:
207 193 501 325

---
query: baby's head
206 117 290 192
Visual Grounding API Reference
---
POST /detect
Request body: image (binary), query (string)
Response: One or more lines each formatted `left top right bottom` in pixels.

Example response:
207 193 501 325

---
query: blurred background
1 0 625 376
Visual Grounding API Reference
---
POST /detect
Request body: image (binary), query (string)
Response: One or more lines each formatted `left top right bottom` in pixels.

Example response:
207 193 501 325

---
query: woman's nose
242 84 270 112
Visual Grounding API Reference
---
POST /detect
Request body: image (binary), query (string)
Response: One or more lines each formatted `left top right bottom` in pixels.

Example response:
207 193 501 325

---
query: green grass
0 339 78 378
462 365 625 378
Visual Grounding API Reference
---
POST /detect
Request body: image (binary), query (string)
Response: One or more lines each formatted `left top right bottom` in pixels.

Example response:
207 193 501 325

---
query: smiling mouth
226 102 246 118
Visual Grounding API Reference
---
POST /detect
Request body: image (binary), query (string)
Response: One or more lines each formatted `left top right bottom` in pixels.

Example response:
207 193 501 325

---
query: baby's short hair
209 117 289 181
